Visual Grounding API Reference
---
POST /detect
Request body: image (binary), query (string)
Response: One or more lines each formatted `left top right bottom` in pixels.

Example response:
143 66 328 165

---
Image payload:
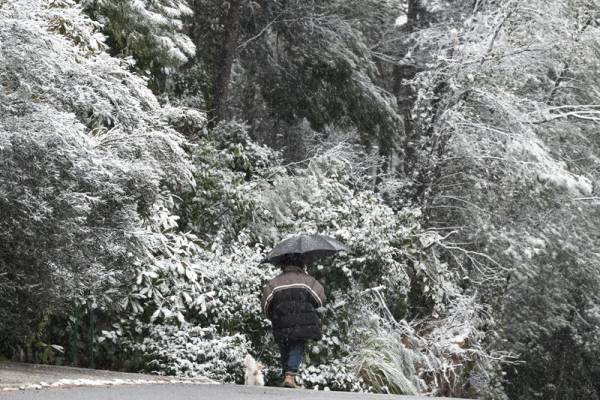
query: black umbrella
263 234 349 265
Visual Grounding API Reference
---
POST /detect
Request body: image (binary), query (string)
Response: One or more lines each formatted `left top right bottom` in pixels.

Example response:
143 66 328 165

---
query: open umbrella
263 234 349 265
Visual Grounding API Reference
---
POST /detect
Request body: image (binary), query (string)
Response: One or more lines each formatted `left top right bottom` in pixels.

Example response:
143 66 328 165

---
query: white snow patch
506 136 594 196
395 15 407 26
1 376 217 392
523 235 549 258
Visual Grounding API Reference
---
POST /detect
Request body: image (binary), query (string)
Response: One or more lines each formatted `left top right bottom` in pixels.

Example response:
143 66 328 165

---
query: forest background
1 0 599 399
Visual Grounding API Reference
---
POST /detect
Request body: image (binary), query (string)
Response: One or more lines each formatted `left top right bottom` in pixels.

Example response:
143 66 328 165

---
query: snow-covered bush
354 331 426 394
118 323 249 381
220 146 506 395
300 359 365 392
0 0 193 359
180 120 280 243
98 229 274 381
91 122 276 379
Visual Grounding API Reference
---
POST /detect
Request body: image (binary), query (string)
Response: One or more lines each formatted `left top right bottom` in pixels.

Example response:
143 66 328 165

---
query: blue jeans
278 338 305 374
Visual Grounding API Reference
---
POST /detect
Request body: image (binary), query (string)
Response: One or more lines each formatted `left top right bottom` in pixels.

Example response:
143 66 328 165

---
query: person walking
261 256 326 388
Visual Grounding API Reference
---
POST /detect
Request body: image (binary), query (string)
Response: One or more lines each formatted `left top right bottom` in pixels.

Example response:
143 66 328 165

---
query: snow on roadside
1 377 217 392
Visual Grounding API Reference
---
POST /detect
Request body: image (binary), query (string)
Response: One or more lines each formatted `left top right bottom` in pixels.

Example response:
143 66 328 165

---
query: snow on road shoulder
1 377 216 392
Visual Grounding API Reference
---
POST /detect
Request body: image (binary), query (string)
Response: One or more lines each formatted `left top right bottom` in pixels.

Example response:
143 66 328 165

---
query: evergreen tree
83 0 196 89
183 0 403 162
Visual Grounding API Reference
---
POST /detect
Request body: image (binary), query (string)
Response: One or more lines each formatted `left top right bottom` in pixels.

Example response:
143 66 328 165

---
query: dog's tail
244 354 256 370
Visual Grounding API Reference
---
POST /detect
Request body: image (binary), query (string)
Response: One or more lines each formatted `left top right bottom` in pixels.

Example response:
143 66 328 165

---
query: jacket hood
281 265 305 273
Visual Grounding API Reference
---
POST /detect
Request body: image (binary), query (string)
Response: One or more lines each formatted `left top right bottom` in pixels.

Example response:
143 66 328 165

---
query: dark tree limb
208 0 242 128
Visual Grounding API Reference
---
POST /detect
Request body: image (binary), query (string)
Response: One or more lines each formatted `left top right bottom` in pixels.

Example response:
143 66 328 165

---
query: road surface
0 383 455 400
0 362 464 399
0 362 211 390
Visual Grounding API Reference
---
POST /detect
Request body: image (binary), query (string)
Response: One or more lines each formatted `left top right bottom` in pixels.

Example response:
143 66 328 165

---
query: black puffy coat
262 265 326 341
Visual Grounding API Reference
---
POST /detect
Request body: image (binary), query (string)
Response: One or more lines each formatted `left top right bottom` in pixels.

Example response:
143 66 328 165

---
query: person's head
280 254 305 269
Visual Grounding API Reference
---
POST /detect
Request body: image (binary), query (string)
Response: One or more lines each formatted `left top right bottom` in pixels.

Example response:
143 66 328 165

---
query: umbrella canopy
263 234 349 265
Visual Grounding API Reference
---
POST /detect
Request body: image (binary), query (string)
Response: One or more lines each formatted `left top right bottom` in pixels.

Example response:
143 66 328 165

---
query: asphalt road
0 362 465 400
0 362 200 389
0 383 449 400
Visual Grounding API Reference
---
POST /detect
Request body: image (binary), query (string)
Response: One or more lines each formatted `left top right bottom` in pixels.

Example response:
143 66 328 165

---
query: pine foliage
82 0 196 83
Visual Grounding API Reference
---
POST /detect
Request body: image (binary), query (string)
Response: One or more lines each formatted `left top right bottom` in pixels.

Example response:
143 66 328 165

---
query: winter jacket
262 265 326 341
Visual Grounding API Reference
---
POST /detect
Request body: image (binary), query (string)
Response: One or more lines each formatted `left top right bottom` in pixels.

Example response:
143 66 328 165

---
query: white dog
244 354 265 386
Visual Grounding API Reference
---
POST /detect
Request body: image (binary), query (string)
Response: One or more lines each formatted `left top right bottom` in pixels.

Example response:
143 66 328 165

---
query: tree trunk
407 0 423 24
209 0 241 128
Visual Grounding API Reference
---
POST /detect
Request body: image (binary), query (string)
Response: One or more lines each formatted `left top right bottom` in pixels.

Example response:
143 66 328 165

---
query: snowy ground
0 362 213 392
